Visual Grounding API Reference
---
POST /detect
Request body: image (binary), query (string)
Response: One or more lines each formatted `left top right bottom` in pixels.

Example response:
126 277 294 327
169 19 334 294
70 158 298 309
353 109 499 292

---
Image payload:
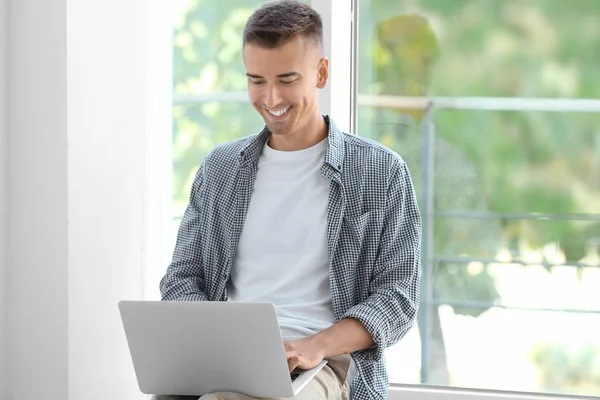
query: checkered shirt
160 115 422 399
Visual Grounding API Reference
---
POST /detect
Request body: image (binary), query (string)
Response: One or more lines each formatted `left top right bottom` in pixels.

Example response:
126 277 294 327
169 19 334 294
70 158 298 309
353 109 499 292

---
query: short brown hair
243 0 323 53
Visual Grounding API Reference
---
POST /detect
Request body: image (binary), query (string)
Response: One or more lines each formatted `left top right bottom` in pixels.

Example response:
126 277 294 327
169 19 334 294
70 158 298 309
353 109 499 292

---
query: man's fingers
285 349 294 360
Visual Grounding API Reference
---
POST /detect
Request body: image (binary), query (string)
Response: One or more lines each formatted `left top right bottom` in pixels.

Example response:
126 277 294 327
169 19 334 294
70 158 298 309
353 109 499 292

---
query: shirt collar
238 114 346 172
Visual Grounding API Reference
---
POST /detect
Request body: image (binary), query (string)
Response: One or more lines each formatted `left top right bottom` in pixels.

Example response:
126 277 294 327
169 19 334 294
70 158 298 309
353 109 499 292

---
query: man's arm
284 318 373 372
159 160 210 301
340 160 422 363
286 160 422 370
310 317 374 358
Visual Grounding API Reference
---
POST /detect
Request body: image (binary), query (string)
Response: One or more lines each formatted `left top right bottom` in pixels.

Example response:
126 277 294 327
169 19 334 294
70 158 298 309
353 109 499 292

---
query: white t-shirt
227 137 335 340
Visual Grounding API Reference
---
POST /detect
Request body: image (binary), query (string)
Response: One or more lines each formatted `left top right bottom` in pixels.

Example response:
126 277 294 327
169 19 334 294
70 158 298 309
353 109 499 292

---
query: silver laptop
118 300 327 398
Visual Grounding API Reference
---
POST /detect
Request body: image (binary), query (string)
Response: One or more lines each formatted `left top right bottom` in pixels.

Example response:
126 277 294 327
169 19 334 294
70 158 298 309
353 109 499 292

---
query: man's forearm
308 317 374 358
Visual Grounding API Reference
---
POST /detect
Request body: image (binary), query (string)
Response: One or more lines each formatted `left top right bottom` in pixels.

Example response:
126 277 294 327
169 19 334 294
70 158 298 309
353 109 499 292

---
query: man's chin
263 119 287 135
267 126 286 135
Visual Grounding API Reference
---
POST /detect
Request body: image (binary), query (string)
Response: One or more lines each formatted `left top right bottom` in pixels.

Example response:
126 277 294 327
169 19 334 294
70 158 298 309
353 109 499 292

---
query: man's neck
268 113 327 152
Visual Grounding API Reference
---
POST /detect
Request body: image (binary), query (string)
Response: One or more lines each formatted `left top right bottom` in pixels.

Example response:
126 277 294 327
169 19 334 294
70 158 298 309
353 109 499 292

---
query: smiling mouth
265 106 291 117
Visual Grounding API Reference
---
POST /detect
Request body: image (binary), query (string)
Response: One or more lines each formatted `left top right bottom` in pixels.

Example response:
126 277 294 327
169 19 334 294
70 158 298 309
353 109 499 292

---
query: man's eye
249 80 264 85
280 80 296 85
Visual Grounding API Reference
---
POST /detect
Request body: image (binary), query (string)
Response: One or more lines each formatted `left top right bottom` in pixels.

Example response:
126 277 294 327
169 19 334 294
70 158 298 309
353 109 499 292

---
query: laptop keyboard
290 371 301 382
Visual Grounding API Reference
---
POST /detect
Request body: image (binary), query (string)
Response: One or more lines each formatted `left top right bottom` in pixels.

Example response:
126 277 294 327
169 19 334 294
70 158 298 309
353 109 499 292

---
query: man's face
243 36 328 137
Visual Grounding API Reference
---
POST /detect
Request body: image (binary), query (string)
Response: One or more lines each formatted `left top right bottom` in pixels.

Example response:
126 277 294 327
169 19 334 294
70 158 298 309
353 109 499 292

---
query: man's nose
264 84 282 108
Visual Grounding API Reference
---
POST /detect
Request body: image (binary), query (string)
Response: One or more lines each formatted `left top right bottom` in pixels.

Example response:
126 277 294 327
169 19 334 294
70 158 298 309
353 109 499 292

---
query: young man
157 1 422 399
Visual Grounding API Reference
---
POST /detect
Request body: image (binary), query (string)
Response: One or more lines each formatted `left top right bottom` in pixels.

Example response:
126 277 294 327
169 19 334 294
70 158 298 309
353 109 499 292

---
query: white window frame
311 0 352 133
312 1 599 400
142 0 175 302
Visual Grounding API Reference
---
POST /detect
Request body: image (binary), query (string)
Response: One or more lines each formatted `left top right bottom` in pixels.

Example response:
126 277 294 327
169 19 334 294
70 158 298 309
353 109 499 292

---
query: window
170 0 600 399
355 0 600 398
172 0 265 248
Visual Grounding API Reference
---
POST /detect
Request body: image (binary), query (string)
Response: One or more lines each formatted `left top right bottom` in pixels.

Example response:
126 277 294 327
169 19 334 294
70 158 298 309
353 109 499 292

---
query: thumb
287 355 300 373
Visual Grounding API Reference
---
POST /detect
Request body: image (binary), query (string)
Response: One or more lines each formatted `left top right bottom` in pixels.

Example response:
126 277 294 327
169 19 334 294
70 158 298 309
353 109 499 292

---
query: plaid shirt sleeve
159 161 209 302
342 160 422 364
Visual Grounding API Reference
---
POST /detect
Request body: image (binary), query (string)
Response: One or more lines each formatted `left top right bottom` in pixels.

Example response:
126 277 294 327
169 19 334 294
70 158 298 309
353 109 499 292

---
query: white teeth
268 107 289 117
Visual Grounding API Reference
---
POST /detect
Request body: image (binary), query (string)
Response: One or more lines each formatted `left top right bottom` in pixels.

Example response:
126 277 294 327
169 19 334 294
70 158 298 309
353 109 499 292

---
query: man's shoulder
204 134 257 164
203 134 258 170
340 132 407 170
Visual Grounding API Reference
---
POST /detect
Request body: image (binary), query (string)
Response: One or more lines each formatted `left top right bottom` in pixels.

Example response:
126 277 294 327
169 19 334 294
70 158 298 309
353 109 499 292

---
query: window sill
388 385 595 400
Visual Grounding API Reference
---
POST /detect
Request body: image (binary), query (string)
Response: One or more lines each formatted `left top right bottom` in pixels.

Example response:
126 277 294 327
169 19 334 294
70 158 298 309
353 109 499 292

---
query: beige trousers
151 354 352 400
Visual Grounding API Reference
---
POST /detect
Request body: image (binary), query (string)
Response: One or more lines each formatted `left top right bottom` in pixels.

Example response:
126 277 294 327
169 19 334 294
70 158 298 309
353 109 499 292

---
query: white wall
0 0 7 395
5 0 163 398
7 0 69 399
66 0 148 398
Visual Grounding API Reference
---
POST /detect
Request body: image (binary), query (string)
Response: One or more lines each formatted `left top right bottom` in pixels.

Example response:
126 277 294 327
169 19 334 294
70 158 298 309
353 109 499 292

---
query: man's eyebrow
246 72 300 79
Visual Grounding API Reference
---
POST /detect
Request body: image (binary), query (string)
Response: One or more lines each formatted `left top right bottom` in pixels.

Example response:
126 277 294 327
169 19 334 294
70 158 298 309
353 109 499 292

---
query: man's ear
317 57 329 89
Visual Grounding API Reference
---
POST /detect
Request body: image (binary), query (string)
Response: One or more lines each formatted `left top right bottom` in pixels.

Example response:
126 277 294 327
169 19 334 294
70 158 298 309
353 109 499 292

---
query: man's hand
284 338 326 373
284 318 374 373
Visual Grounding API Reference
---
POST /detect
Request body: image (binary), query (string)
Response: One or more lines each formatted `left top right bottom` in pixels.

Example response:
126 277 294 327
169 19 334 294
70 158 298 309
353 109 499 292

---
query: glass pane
357 0 600 98
172 0 267 217
362 109 600 212
172 100 262 216
358 0 600 396
387 306 600 396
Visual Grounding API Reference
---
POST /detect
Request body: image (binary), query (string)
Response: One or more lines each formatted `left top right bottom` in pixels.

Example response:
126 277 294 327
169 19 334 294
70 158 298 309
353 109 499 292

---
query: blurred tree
361 0 600 257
